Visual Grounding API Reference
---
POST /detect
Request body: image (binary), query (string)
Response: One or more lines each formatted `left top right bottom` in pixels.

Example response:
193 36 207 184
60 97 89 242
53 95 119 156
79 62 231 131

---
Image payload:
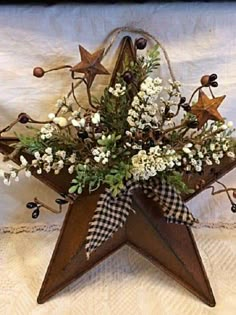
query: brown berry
210 81 218 88
179 96 186 104
33 67 45 78
209 73 217 82
135 38 147 50
187 120 199 129
123 71 133 84
181 103 191 112
18 113 29 124
200 75 210 87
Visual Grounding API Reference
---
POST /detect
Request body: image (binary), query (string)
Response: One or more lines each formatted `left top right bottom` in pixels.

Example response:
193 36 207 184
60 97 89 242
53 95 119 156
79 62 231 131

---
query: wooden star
70 45 109 88
2 36 236 307
0 37 217 308
191 90 226 129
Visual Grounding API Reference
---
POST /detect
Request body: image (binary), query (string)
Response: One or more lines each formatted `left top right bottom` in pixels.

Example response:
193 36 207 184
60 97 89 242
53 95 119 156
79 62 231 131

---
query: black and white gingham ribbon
85 177 197 259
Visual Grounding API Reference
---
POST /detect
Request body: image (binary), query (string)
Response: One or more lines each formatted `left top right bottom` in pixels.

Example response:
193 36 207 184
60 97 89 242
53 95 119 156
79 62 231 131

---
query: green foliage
100 87 130 135
69 164 105 195
104 161 132 196
14 133 46 153
165 171 195 194
69 161 133 197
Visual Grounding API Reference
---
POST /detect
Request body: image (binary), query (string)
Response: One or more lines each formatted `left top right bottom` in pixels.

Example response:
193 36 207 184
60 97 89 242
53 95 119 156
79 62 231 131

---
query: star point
70 45 109 88
191 90 226 129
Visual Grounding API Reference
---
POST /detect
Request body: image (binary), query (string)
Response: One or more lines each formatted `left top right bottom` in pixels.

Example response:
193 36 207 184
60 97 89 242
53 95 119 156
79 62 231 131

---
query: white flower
227 151 235 158
68 165 75 174
102 158 108 164
71 119 80 127
154 77 162 85
34 151 41 160
92 149 99 156
25 170 31 178
45 166 51 173
20 155 28 166
127 116 135 127
94 156 101 163
37 168 42 175
198 151 204 158
109 84 126 97
56 150 66 160
58 160 64 168
45 147 52 155
10 171 17 178
210 143 215 151
72 117 86 128
220 124 227 130
79 118 86 127
53 117 68 127
195 165 202 172
186 143 193 148
212 125 218 132
3 178 10 186
91 112 100 124
183 147 191 154
68 153 76 164
227 121 234 128
190 159 197 166
222 144 229 152
48 113 55 120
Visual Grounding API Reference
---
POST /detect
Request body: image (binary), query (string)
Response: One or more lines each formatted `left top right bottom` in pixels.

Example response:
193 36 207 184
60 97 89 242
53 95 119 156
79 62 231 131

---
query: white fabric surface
0 2 235 314
0 226 236 315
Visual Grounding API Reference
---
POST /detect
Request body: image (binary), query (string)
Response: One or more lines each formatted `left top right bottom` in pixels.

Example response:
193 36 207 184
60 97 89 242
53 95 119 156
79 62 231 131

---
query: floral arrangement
0 28 235 256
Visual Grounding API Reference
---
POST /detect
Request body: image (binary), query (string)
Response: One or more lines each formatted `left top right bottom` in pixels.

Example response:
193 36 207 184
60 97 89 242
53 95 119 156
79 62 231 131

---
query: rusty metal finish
36 189 215 306
0 36 235 307
109 35 136 87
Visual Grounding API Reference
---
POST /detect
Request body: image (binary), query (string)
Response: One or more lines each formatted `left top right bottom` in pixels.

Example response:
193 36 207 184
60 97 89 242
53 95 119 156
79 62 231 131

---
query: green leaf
77 186 82 194
69 185 78 194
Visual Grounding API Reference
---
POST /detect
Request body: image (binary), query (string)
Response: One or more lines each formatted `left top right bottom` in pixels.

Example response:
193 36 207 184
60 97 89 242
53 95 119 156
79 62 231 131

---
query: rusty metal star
191 90 226 129
70 45 109 88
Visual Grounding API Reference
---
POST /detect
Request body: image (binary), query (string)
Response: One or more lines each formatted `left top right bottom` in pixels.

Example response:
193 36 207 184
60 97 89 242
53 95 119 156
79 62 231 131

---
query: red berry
33 67 45 78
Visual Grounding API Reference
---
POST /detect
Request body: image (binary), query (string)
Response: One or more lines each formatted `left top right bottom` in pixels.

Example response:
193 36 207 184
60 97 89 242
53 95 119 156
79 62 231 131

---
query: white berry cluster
92 147 111 164
127 76 162 130
108 83 126 97
181 121 235 172
40 123 57 140
131 145 181 180
0 155 32 186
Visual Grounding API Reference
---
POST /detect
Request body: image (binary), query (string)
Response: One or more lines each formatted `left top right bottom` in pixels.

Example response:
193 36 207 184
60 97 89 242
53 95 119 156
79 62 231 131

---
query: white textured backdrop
0 2 236 315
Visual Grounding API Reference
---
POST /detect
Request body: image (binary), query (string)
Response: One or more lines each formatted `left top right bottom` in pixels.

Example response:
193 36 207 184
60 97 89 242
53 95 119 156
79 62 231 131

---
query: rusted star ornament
70 45 109 88
191 90 226 129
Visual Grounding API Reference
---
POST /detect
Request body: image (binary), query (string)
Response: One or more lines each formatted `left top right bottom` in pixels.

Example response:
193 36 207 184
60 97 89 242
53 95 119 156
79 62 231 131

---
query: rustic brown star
191 90 226 129
70 45 109 88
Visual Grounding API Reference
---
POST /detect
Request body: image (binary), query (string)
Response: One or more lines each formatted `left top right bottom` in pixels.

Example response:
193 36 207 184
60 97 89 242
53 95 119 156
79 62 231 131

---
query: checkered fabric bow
85 177 197 259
